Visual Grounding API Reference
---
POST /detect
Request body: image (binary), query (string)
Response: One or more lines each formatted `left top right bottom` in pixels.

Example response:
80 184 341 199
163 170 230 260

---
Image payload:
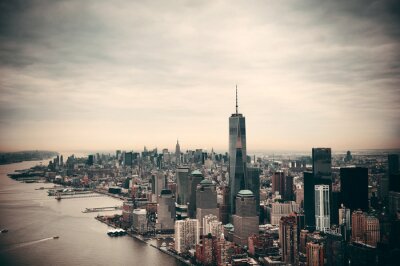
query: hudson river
0 160 183 265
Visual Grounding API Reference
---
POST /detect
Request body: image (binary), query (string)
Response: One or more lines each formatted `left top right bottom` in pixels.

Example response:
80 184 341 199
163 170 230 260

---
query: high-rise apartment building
364 215 380 247
132 209 147 234
339 204 351 241
351 210 365 242
174 219 199 253
299 229 309 254
306 242 324 266
270 201 300 225
351 210 380 247
279 216 298 265
203 214 223 237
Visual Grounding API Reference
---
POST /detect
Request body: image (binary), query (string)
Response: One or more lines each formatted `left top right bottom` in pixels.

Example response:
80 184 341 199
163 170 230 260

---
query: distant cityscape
6 93 400 266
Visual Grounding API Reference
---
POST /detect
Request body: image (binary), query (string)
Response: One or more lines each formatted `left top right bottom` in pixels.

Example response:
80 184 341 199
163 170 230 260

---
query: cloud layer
0 0 399 152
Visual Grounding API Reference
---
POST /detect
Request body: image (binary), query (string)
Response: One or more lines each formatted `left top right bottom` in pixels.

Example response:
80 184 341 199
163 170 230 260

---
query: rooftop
191 170 203 176
238 189 254 196
200 179 213 185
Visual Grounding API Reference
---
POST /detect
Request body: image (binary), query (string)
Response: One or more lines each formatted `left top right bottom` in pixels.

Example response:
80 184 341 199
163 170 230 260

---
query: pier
53 193 105 200
82 206 122 213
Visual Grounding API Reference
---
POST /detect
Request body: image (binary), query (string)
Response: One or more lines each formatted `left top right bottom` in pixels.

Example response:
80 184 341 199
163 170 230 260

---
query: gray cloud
0 0 399 151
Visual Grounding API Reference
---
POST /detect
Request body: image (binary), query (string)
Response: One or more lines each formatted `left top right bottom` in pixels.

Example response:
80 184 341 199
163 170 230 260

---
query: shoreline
94 216 192 265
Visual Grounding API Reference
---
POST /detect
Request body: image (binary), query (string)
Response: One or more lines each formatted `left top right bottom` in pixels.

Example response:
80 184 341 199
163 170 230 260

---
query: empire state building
229 87 247 215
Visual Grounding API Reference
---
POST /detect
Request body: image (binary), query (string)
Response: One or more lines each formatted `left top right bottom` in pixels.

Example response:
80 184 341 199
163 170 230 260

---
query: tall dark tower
340 167 368 212
229 86 247 215
312 148 332 179
388 154 400 192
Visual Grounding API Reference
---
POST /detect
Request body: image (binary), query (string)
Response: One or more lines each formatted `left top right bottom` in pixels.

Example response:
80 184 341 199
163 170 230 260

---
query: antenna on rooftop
236 84 238 114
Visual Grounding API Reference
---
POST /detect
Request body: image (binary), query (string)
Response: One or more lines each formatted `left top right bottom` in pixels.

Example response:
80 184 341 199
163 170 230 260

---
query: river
0 160 183 265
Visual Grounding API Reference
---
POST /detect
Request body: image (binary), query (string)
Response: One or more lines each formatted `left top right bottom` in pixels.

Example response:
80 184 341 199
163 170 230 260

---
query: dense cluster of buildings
45 92 400 265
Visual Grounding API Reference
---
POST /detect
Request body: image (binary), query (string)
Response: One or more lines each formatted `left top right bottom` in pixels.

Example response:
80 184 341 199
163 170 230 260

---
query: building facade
174 219 199 253
228 90 247 215
315 184 330 232
232 190 259 246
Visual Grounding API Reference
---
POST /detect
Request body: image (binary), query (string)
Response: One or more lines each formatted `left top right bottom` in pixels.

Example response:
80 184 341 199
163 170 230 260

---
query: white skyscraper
315 184 330 232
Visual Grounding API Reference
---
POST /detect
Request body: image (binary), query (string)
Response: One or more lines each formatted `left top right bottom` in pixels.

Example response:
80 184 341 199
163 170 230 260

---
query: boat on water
53 236 59 239
107 229 126 237
1 229 8 233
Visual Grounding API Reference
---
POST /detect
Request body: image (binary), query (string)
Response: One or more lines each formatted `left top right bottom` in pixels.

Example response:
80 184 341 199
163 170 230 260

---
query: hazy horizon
1 1 399 152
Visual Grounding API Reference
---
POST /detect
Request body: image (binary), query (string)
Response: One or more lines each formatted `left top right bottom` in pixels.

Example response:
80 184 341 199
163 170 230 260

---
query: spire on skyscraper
236 84 238 114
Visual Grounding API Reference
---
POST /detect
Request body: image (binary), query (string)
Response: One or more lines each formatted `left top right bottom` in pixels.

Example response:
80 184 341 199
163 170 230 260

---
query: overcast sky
0 0 399 153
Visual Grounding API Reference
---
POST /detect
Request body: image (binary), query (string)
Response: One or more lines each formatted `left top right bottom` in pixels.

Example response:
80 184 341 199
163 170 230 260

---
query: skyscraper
203 214 223 237
232 190 259 246
304 171 315 228
351 210 380 247
175 139 181 165
219 186 231 224
340 167 368 212
229 87 247 215
196 179 219 232
304 171 331 229
312 148 332 179
279 216 298 265
271 171 285 196
188 170 204 218
339 204 351 241
271 171 293 201
157 189 175 233
176 166 190 205
247 166 261 213
315 184 330 232
306 242 324 266
388 154 400 192
388 154 399 175
152 171 166 201
124 152 133 167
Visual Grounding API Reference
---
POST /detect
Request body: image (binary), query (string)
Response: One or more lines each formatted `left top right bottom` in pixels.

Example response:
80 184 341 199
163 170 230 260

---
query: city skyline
1 1 399 152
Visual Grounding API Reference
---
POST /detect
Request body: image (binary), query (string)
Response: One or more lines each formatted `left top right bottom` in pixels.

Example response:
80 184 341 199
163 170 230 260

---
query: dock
54 193 105 200
82 206 122 213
